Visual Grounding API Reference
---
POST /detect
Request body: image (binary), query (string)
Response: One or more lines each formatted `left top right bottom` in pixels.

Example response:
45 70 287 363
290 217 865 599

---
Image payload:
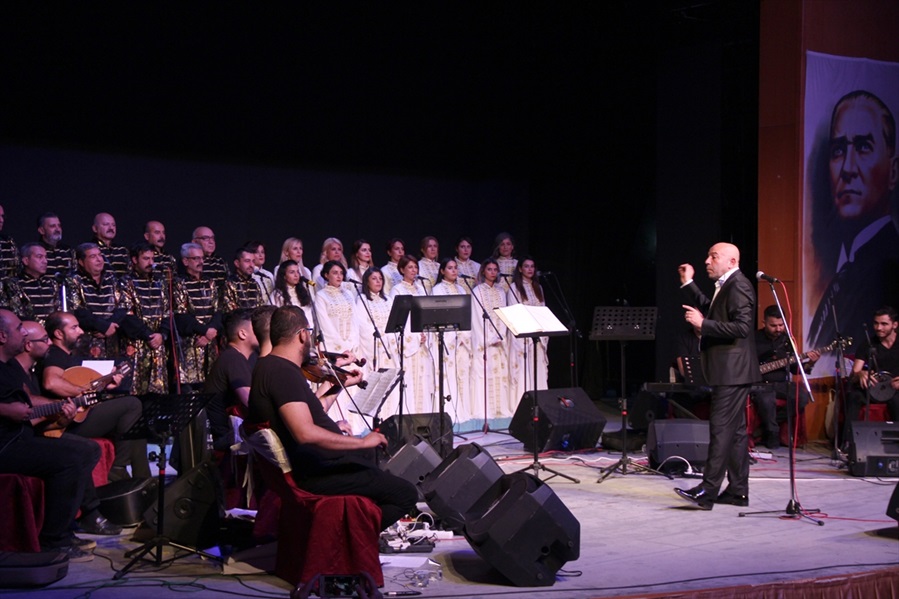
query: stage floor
5 406 897 599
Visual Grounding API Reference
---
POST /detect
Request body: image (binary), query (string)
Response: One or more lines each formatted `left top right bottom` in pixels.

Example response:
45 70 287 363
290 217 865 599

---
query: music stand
114 391 220 579
495 304 574 482
590 306 670 482
410 295 471 458
384 296 413 434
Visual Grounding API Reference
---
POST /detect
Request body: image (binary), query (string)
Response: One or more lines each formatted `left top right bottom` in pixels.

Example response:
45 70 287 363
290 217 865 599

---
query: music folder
494 304 568 338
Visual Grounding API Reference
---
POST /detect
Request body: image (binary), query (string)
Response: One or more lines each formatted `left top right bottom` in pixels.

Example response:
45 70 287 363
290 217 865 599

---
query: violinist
246 306 418 531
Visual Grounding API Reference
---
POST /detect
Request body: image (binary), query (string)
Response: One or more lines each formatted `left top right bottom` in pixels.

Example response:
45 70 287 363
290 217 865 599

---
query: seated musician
11 319 122 536
0 308 99 561
245 305 417 531
750 305 820 449
843 306 899 442
39 311 151 482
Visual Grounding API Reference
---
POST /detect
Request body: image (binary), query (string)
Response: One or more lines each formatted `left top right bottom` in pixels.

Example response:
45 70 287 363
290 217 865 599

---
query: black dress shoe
77 511 123 535
716 491 749 507
674 486 714 510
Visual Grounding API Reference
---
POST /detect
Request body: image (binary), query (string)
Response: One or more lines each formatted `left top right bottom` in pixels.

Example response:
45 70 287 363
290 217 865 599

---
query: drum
869 371 895 403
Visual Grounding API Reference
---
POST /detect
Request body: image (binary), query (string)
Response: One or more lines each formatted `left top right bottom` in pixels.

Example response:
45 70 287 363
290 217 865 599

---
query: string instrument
302 353 368 396
868 371 896 403
758 337 850 375
29 392 100 432
320 350 366 369
39 362 132 437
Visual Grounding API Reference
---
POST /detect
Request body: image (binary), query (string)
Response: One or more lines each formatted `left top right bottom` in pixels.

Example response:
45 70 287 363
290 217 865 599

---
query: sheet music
349 368 401 417
494 304 568 337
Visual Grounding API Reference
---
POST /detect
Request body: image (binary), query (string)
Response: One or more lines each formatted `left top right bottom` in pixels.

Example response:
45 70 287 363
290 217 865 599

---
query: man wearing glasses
192 226 229 291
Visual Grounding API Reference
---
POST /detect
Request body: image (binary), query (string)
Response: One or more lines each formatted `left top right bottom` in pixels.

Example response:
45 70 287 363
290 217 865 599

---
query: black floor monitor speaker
140 461 222 549
848 421 899 478
97 477 159 526
509 387 606 452
380 412 453 457
462 471 580 587
382 437 444 501
647 418 709 471
888 482 899 522
420 443 504 531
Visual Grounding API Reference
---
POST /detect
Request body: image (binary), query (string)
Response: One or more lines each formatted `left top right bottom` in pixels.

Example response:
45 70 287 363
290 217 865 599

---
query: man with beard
36 212 75 278
0 309 98 561
222 246 264 312
246 306 416 531
12 319 122 537
2 242 62 324
192 226 229 291
39 311 150 482
173 242 221 391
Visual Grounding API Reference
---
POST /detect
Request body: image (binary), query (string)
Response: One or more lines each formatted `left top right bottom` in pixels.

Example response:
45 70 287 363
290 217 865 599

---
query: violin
321 350 367 369
301 353 368 396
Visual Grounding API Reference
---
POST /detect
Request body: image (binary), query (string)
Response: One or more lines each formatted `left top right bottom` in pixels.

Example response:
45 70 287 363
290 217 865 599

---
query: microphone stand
741 283 823 525
541 272 580 387
351 282 393 429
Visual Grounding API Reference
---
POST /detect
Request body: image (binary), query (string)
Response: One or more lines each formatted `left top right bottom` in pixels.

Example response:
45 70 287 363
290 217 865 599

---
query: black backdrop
1 3 760 404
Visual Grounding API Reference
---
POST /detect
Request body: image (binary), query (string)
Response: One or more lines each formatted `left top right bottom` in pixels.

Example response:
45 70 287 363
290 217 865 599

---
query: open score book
494 304 568 337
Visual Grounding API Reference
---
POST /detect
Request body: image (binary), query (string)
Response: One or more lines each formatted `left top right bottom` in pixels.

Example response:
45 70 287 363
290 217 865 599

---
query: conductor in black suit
674 242 760 509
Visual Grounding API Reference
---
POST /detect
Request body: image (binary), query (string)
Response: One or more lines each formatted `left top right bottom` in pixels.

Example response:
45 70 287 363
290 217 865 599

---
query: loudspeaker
646 418 709 471
848 421 899 478
463 472 579 587
382 437 443 500
420 443 504 531
887 482 899 522
628 390 660 431
509 387 606 452
140 461 222 549
97 477 159 526
379 412 453 457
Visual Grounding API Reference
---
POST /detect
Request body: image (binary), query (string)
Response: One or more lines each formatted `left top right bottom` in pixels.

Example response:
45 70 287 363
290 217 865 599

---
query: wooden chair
242 427 383 588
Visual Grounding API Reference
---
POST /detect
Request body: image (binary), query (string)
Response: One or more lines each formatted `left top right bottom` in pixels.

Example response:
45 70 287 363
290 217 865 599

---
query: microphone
756 271 780 284
300 275 316 287
254 268 273 279
150 262 170 270
415 276 429 281
498 273 512 278
459 273 474 279
536 270 552 277
344 279 363 286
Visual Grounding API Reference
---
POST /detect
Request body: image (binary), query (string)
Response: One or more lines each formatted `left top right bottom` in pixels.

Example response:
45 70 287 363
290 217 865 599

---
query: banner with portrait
803 51 899 377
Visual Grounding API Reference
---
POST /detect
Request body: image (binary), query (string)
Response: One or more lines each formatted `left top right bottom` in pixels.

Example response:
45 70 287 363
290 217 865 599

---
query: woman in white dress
491 231 518 293
312 237 347 288
507 256 549 403
271 259 314 326
470 258 512 429
417 235 440 294
313 259 363 431
354 268 401 421
432 257 474 430
380 237 405 296
274 237 313 282
347 239 374 286
389 254 436 416
453 236 480 293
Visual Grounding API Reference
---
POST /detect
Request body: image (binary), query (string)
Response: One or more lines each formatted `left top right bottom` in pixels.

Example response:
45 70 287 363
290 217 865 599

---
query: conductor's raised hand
678 263 695 285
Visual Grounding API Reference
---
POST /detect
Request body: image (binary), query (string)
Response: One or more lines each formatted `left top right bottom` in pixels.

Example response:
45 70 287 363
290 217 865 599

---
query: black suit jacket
681 269 760 387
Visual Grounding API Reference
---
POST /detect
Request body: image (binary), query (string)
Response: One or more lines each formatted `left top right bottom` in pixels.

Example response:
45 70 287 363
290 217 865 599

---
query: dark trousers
68 395 151 478
0 426 100 548
751 381 810 436
701 384 750 496
299 465 419 531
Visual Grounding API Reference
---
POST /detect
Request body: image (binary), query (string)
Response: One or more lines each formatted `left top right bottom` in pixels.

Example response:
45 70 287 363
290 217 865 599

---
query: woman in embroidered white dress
380 237 405 296
312 237 347 288
453 236 480 293
347 239 374 286
417 235 440 294
313 259 363 431
271 259 314 326
432 257 474 429
389 254 436 415
354 268 400 420
470 258 512 428
507 257 549 403
491 232 518 293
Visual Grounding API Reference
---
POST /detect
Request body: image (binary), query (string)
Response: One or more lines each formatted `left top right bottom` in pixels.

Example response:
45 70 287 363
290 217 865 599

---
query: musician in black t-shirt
844 306 899 441
246 305 417 530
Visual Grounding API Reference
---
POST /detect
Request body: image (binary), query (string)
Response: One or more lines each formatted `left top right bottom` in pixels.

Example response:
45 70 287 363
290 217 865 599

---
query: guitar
758 338 851 375
38 361 132 437
28 392 100 431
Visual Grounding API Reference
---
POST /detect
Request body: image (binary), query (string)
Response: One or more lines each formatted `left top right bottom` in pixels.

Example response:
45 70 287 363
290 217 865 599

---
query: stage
4 402 897 599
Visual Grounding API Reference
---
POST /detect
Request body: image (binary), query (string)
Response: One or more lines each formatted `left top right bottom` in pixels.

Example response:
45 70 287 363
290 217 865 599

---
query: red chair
0 474 45 552
859 403 889 422
747 397 807 448
243 427 383 588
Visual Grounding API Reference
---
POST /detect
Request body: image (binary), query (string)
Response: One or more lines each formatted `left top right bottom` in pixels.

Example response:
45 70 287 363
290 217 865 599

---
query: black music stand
496 304 575 483
114 391 221 579
410 295 471 458
384 296 413 435
591 306 670 482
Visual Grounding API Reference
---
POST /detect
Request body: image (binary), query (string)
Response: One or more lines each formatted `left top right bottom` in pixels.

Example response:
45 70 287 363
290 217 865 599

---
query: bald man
90 212 130 278
674 242 760 510
143 220 177 271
